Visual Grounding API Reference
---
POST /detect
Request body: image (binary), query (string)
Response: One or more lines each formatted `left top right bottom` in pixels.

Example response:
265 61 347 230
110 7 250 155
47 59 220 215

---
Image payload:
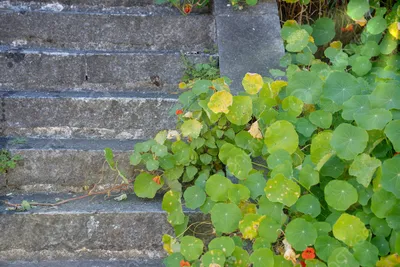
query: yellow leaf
376 254 400 267
271 80 288 98
355 17 367 26
308 36 315 43
388 22 400 40
248 121 263 139
284 20 298 27
208 91 233 114
239 202 257 215
242 73 264 95
330 41 343 49
178 82 187 90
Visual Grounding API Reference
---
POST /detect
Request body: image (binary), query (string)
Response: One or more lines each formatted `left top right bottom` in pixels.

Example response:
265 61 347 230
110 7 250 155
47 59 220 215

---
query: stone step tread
0 10 215 51
0 46 215 92
1 259 163 267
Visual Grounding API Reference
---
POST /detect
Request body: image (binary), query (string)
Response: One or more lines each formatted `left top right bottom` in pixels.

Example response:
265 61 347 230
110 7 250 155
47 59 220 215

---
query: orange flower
176 109 183 115
300 261 306 267
302 247 316 260
183 4 192 14
341 24 354 32
180 260 191 267
152 176 161 185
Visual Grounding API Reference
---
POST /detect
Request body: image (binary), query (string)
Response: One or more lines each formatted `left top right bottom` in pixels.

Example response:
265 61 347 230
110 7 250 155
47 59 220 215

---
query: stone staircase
0 0 283 265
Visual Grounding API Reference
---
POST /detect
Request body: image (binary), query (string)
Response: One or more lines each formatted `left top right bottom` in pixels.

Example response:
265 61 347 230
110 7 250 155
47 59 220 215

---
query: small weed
180 54 220 83
0 149 22 174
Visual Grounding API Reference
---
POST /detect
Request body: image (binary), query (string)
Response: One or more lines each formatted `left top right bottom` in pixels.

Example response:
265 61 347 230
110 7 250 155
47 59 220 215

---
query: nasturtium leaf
324 180 358 211
286 71 323 104
199 99 221 123
250 248 274 267
385 120 400 152
380 34 398 55
322 72 361 106
381 156 400 198
342 95 371 121
361 41 381 58
286 29 310 52
299 164 320 189
242 73 264 95
200 153 212 165
258 196 286 224
205 174 232 202
270 162 293 179
264 174 300 207
200 197 215 214
371 189 397 218
372 236 390 256
351 55 372 76
180 236 204 261
211 203 242 233
333 213 369 246
282 96 304 117
183 185 206 210
347 0 369 20
134 172 163 198
330 123 368 160
310 131 334 165
273 255 292 267
267 149 292 170
353 241 379 267
320 156 345 178
239 214 264 239
265 120 299 155
369 81 400 110
253 237 270 250
387 205 400 231
164 165 184 181
231 246 250 267
227 149 252 180
309 110 332 129
181 119 203 139
208 91 233 114
296 194 321 218
163 253 184 267
167 210 185 225
296 118 317 137
370 217 391 237
226 96 253 126
354 108 392 130
313 222 331 236
201 249 225 267
349 153 381 187
315 236 343 262
228 184 250 204
162 190 182 213
130 151 142 165
328 247 359 267
312 18 335 46
285 218 318 251
145 158 159 171
258 217 281 243
305 259 326 267
192 80 212 96
208 237 235 256
367 16 387 35
240 172 266 199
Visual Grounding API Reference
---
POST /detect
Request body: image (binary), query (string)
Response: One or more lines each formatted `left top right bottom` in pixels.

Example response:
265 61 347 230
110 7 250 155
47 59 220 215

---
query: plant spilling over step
155 0 210 14
0 149 22 175
180 54 220 86
230 0 258 9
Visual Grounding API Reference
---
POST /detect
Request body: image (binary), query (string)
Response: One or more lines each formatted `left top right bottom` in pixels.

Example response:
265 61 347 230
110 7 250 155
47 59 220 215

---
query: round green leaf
330 123 368 160
258 217 281 243
205 174 232 202
352 55 372 76
313 221 332 236
227 149 252 180
250 248 274 267
240 172 266 199
130 151 142 165
296 118 317 137
322 72 361 106
296 194 321 218
380 34 398 55
369 81 400 110
312 18 335 46
264 174 300 207
361 41 381 58
192 80 213 95
228 184 250 204
267 149 292 170
273 255 293 267
342 95 371 121
134 172 163 198
370 217 391 237
320 156 345 178
226 96 253 125
286 29 310 52
349 153 381 187
285 218 318 250
324 180 358 211
258 196 286 224
265 120 299 155
299 164 320 189
353 241 379 267
208 237 235 256
310 131 334 165
315 235 343 262
371 236 390 256
242 73 264 94
381 156 400 198
286 71 323 104
371 189 397 218
180 236 204 261
333 213 369 246
184 185 206 210
282 96 304 117
328 247 359 267
309 110 332 129
211 203 243 233
151 144 168 157
163 253 184 266
305 259 327 267
181 119 203 139
354 108 392 130
367 16 387 35
201 249 225 267
385 120 400 152
347 0 369 20
231 246 250 267
200 197 215 214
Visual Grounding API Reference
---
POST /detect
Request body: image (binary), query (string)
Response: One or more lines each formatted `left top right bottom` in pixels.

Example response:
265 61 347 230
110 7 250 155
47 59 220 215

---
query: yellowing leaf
242 73 264 94
330 41 343 49
388 22 400 40
376 254 400 267
355 17 367 26
248 121 263 139
179 82 187 89
308 36 315 43
208 91 233 114
270 80 288 98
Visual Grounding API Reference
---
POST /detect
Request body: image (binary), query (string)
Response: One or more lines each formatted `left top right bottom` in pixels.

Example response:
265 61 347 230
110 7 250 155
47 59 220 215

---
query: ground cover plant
109 0 399 266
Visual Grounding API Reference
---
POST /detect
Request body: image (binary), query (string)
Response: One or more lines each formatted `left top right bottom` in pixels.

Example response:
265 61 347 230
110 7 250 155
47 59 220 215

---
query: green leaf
134 172 162 198
201 250 225 267
154 130 167 145
146 159 159 171
333 213 369 246
354 108 392 130
369 81 400 110
328 247 359 267
226 96 253 126
296 118 317 137
296 194 321 218
322 72 361 106
258 196 286 224
250 248 274 267
240 172 266 199
273 255 293 267
310 131 334 165
208 237 235 256
371 189 397 218
381 156 400 198
320 156 345 178
151 143 168 157
361 41 381 58
385 120 400 152
347 0 369 20
181 119 203 139
227 148 252 180
129 151 142 165
258 217 281 243
313 222 331 236
200 197 215 214
349 153 381 187
370 217 392 237
367 16 387 35
267 149 292 170
312 18 335 46
228 184 250 204
286 71 323 104
353 241 379 266
285 218 318 250
246 0 258 5
231 246 250 267
192 80 212 95
380 34 398 55
200 153 212 165
299 164 320 189
351 55 372 76
324 180 358 211
180 236 204 261
264 174 300 207
242 73 264 94
211 203 243 233
282 96 304 117
309 110 332 129
104 148 115 168
184 186 206 210
372 236 390 256
342 95 371 121
265 120 299 154
164 165 184 181
330 123 368 160
286 29 310 52
315 236 343 262
205 174 232 202
163 253 184 267
305 259 327 267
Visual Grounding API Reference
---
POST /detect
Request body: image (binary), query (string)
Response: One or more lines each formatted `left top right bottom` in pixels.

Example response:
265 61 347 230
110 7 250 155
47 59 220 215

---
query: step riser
0 12 215 52
7 0 170 8
0 51 213 92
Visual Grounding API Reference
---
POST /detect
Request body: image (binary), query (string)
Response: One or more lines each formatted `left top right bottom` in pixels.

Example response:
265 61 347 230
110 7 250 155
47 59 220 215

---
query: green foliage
0 149 22 175
107 1 399 266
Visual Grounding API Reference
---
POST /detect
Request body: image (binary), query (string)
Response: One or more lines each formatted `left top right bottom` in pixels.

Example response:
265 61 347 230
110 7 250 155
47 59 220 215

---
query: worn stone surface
6 0 157 7
1 91 176 139
214 0 284 93
0 259 163 267
0 12 215 52
0 48 215 92
0 138 138 191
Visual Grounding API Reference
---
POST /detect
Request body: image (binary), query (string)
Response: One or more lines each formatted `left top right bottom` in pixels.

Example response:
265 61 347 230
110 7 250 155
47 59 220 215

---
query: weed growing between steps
180 54 220 85
155 0 210 14
0 149 21 175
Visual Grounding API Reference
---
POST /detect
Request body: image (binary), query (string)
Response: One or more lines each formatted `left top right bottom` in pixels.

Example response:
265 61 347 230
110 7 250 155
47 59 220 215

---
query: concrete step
0 138 138 192
0 9 215 52
0 192 206 262
0 47 216 92
0 91 177 140
1 259 163 267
